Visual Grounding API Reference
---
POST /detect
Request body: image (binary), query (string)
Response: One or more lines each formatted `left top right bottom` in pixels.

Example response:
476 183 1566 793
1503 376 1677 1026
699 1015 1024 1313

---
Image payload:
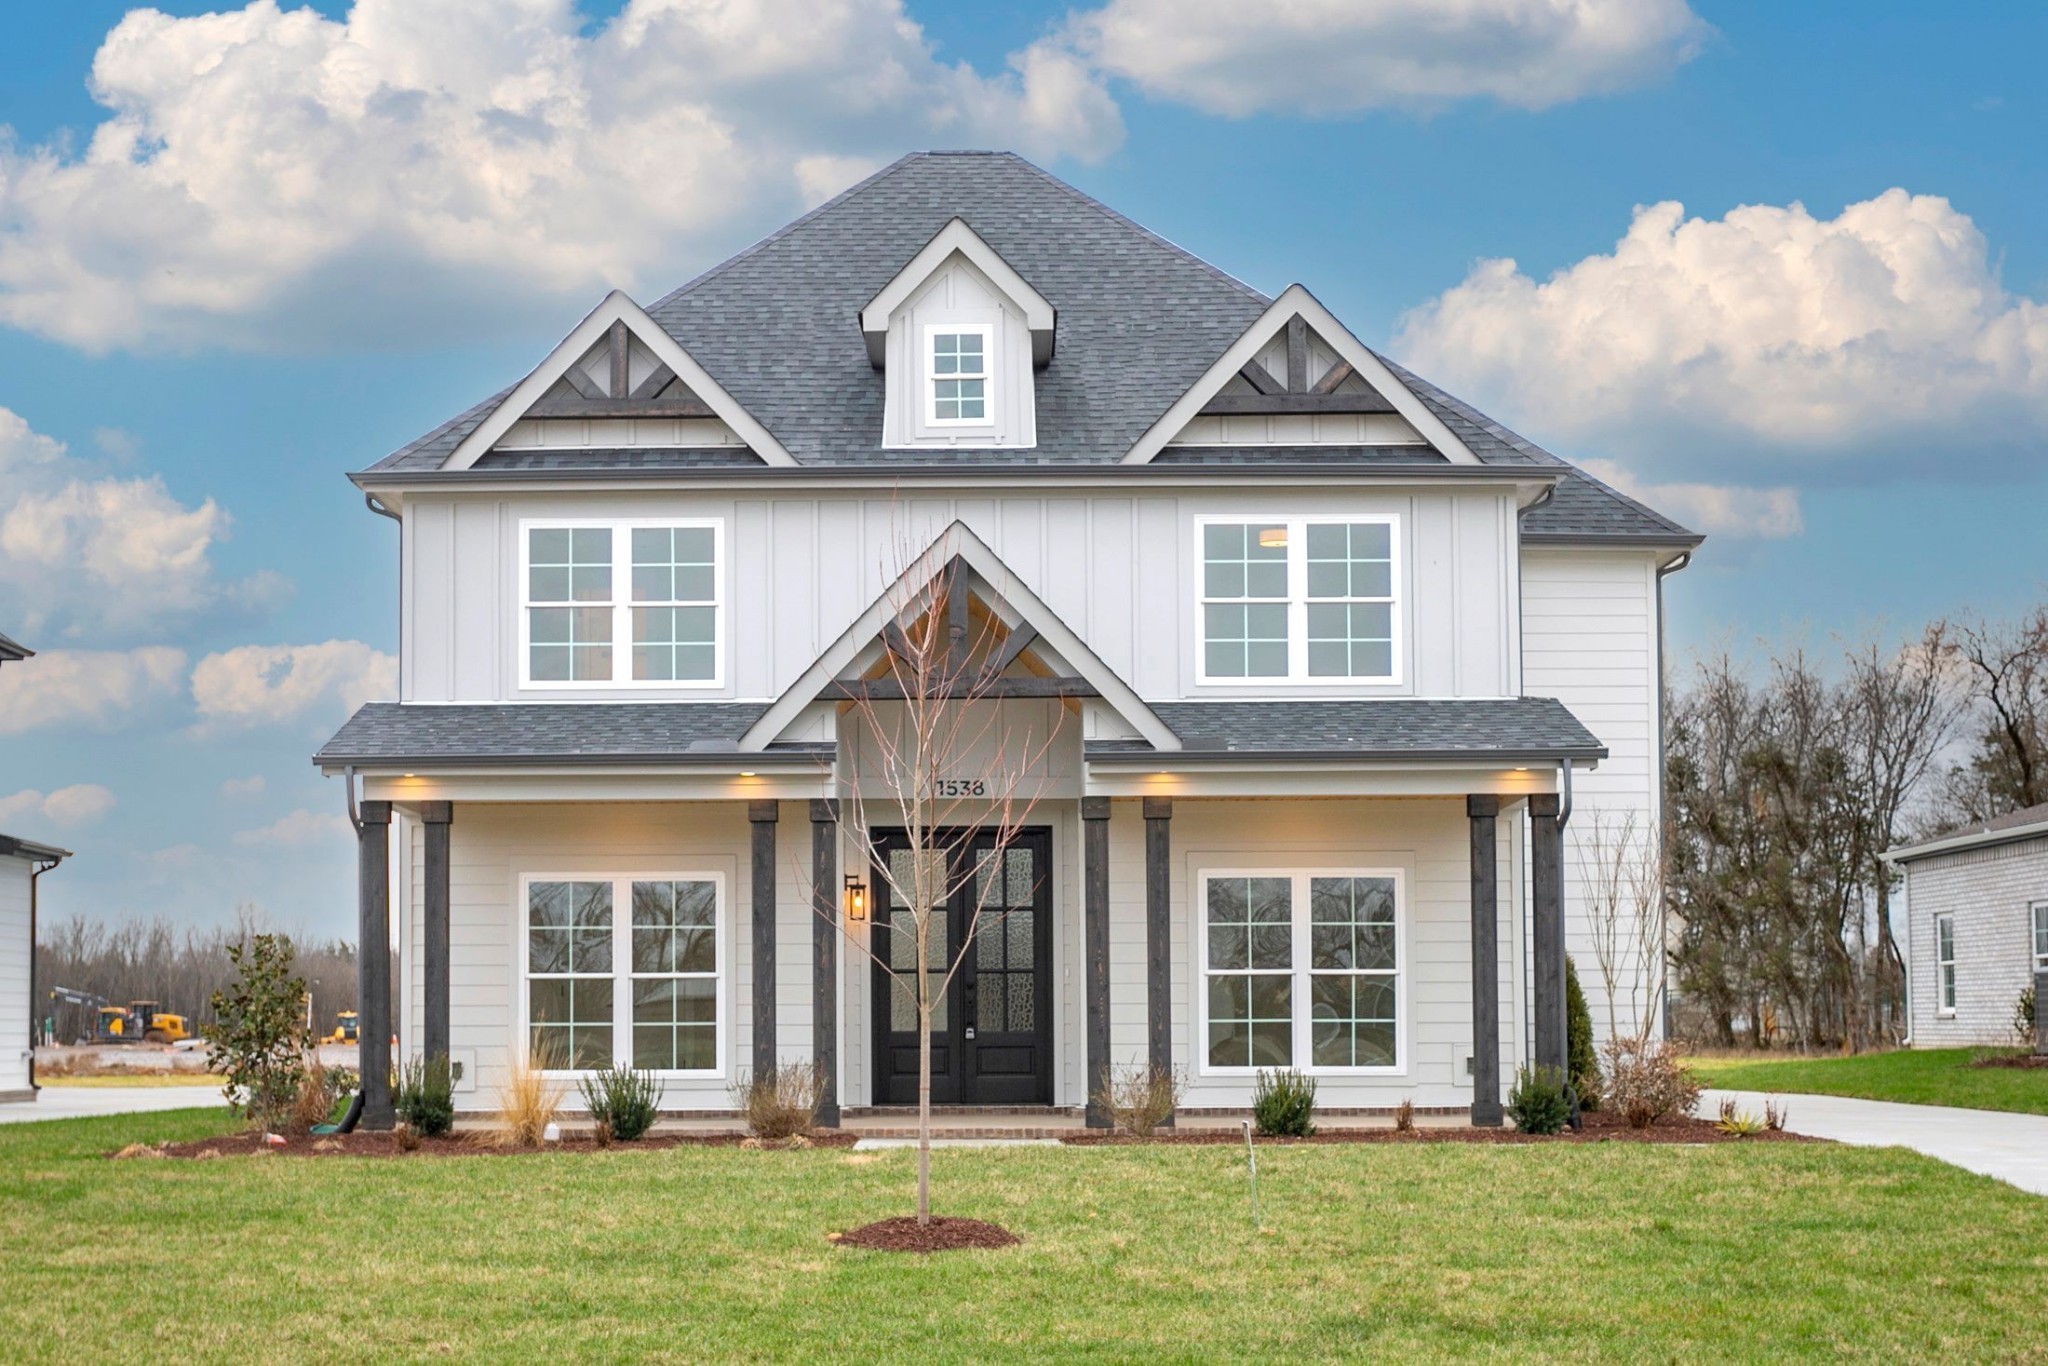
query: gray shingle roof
471 448 763 471
0 630 30 663
0 832 70 862
1150 446 1449 467
315 702 823 767
1887 799 2048 862
364 152 1695 544
1089 697 1606 762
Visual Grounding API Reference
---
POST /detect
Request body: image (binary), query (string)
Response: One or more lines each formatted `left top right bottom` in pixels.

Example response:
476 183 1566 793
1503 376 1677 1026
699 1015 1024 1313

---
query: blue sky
1 0 2043 937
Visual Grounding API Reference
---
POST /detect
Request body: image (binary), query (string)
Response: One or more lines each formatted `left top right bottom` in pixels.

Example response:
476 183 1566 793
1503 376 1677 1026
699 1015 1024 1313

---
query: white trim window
1197 516 1399 683
522 519 723 688
1198 868 1403 1073
1935 913 1957 1015
926 324 992 425
524 873 725 1075
2032 901 2048 972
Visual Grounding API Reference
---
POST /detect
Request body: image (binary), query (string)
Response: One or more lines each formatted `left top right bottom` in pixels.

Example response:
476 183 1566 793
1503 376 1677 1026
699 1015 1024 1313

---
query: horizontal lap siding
1905 838 2048 1046
427 803 750 1112
1522 548 1662 1043
1108 797 1518 1111
0 860 29 1093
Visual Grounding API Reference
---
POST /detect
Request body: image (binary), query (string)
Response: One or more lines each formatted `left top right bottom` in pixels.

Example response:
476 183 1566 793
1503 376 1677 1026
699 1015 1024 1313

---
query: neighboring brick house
1886 802 2048 1051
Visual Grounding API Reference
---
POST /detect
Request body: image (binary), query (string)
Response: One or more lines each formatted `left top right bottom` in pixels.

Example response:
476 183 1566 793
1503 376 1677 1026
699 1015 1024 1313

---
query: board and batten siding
399 486 1523 708
0 856 30 1096
1520 547 1664 1043
1903 836 2048 1046
1105 796 1523 1112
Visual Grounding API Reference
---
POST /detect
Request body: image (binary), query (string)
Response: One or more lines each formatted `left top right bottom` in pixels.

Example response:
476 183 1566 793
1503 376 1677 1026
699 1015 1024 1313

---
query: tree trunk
917 957 931 1225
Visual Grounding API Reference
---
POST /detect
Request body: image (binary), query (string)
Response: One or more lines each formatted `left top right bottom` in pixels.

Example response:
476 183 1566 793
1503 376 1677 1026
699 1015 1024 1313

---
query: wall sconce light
843 874 868 922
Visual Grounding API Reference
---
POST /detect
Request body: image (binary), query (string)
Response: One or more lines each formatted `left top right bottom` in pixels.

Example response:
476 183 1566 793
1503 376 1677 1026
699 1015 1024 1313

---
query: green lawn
1692 1047 2048 1116
4 1111 2048 1360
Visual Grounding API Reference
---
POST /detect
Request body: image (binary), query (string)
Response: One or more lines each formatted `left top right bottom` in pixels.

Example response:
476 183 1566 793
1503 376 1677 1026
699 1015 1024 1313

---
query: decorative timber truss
527 318 717 420
1199 314 1397 418
826 557 1099 703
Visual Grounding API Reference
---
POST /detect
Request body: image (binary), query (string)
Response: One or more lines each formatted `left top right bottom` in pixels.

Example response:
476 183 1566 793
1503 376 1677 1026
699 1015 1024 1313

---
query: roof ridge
649 153 931 311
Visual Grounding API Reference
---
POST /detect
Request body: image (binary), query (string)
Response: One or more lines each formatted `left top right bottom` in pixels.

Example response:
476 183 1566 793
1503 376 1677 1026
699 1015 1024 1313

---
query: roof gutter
352 463 1555 492
315 747 835 774
1084 745 1606 767
1883 816 2048 865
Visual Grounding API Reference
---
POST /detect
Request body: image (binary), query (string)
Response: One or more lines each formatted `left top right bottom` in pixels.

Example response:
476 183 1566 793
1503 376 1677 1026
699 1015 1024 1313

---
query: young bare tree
1580 809 1667 1047
819 537 1062 1225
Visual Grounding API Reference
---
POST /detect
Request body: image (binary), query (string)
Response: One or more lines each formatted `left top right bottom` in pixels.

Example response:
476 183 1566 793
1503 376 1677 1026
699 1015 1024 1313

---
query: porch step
840 1126 1079 1141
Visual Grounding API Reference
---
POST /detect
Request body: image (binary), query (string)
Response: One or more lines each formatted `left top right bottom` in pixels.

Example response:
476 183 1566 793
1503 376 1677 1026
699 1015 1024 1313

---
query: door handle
964 979 976 1040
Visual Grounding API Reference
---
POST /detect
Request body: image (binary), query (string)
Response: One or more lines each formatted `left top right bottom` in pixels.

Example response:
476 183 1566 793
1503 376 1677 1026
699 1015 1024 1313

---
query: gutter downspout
1653 551 1690 1040
26 854 62 1094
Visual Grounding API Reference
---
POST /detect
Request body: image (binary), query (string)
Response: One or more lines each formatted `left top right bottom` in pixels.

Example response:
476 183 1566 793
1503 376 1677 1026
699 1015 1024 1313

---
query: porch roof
314 702 830 770
1086 698 1606 766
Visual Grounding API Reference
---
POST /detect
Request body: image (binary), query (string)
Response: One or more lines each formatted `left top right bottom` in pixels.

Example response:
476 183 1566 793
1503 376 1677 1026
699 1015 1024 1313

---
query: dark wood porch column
356 799 394 1131
421 801 453 1067
810 799 840 1126
1530 792 1566 1076
1143 797 1174 1125
1082 797 1112 1128
750 801 779 1080
1467 795 1503 1127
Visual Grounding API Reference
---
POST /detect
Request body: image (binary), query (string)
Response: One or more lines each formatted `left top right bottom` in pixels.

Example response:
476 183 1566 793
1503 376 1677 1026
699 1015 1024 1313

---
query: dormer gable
1123 285 1483 464
865 219 1051 451
440 291 793 470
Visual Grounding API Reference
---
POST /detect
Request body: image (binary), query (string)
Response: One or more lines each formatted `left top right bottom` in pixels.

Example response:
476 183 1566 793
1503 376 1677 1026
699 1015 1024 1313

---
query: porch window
525 873 725 1073
1935 913 1956 1014
522 520 723 688
1199 868 1403 1073
2034 902 2048 972
1197 517 1398 683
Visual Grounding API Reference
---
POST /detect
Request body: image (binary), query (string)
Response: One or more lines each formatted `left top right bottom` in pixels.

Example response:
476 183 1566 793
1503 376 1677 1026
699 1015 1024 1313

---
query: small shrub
396 1054 456 1138
493 1040 564 1147
1251 1068 1316 1137
1392 1098 1415 1132
732 1062 824 1140
1093 1063 1184 1136
206 934 311 1132
1506 1064 1572 1135
395 1123 421 1153
579 1062 659 1142
1763 1096 1789 1132
1603 1036 1702 1129
2015 986 2036 1047
592 1119 614 1149
1715 1098 1765 1137
1565 956 1601 1110
288 1059 343 1135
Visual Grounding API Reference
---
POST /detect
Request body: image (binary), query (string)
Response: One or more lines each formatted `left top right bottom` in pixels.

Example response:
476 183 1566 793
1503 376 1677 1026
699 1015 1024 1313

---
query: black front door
870 827 1053 1105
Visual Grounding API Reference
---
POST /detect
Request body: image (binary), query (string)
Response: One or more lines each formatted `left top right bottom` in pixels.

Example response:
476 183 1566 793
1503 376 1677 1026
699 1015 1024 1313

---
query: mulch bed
1066 1109 1814 1145
1971 1053 2048 1070
129 1130 859 1161
833 1216 1020 1254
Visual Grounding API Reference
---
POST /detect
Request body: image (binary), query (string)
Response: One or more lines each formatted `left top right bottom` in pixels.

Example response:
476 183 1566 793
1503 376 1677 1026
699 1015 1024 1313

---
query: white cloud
0 0 1124 350
233 808 352 847
1579 459 1802 540
0 406 287 640
0 647 186 734
221 774 267 799
189 640 395 728
1066 0 1707 117
0 783 117 828
1395 189 2048 468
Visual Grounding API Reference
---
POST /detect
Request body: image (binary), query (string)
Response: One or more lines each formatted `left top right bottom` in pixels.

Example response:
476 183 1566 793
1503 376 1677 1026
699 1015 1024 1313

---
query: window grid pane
629 879 718 1071
931 332 988 420
528 880 615 1069
2034 904 2048 968
1205 876 1294 1068
1199 520 1396 682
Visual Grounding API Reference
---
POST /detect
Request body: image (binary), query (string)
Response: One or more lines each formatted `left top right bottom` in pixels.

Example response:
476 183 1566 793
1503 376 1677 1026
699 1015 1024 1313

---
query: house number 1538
933 778 987 797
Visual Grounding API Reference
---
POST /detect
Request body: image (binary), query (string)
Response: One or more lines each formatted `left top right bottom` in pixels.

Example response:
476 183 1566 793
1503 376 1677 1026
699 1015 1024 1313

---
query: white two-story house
318 152 1699 1128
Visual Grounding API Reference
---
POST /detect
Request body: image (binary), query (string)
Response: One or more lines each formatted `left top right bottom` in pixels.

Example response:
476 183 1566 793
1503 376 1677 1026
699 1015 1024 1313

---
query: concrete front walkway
0 1084 229 1125
1704 1088 2048 1197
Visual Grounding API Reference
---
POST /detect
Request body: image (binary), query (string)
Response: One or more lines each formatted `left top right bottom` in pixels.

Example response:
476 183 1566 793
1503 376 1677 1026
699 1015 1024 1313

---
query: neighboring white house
1887 801 2048 1050
317 152 1700 1127
1 629 70 1102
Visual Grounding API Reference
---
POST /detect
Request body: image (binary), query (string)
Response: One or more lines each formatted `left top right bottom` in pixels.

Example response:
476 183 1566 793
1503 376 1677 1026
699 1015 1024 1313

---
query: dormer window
928 326 991 424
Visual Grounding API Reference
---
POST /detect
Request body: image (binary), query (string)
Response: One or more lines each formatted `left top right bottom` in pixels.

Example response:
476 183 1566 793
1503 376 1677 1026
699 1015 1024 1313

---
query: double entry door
869 827 1053 1105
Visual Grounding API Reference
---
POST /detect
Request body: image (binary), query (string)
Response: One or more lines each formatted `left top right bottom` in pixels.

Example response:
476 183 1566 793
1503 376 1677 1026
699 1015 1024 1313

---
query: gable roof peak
859 215 1057 366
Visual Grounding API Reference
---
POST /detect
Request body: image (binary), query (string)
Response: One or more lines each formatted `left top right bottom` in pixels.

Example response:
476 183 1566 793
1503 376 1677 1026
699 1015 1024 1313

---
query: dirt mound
834 1216 1020 1253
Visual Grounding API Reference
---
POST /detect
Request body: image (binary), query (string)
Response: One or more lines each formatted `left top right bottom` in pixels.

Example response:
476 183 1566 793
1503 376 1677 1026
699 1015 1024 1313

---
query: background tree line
35 901 380 1044
1666 603 2047 1051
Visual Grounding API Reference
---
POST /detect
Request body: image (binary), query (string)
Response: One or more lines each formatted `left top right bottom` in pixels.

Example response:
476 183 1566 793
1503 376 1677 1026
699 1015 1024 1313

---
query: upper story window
2033 901 2047 971
522 519 722 688
927 325 991 425
1196 516 1399 684
1935 913 1957 1014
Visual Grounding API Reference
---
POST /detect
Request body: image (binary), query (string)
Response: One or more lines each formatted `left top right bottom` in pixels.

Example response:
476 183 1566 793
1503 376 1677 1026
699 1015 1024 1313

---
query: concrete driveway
0 1084 229 1125
1704 1088 2048 1197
